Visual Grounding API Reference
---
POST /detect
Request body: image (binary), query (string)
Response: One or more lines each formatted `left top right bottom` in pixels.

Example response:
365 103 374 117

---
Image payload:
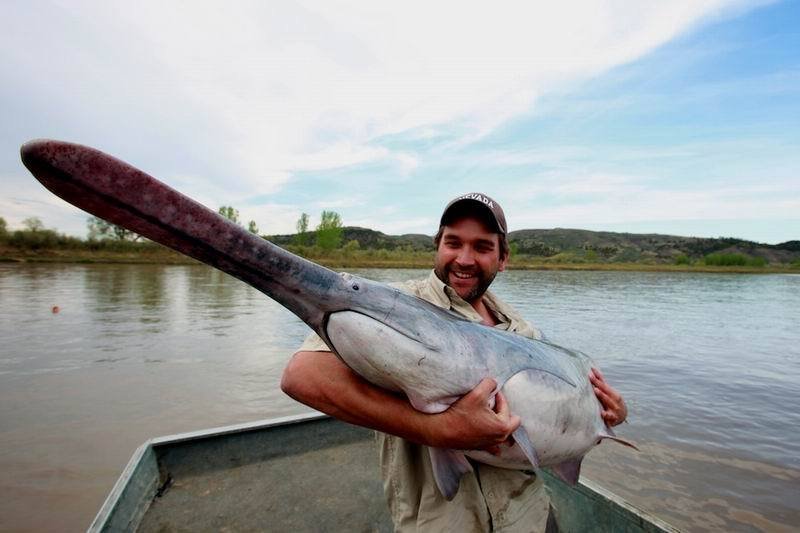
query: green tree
218 206 241 225
10 217 63 249
22 217 44 232
316 210 343 251
247 220 259 234
294 212 310 245
0 216 7 241
87 216 142 241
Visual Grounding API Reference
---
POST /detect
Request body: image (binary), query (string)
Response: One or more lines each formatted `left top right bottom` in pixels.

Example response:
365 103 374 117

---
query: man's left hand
589 367 627 426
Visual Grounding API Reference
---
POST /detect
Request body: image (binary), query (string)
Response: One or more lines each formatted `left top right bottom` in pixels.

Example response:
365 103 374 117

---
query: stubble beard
434 263 498 303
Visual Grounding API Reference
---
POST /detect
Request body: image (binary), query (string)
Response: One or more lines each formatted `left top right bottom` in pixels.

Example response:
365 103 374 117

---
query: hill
508 229 799 264
268 226 433 251
266 227 800 265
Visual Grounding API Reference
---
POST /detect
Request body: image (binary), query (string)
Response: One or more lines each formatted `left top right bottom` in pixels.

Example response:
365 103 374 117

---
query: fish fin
599 429 639 451
512 427 540 468
405 391 453 414
428 448 473 501
549 459 582 485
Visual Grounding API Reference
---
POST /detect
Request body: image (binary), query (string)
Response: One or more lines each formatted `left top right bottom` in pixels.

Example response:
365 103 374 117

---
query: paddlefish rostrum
21 139 635 500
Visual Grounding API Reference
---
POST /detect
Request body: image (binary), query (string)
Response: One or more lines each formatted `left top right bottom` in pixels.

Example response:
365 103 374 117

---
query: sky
1 0 797 244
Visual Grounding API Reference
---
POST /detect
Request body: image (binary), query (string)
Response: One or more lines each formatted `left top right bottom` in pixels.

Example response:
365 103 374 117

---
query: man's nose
455 246 476 265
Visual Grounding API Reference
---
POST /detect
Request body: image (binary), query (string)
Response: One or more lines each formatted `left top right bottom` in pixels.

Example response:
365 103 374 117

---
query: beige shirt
297 270 550 532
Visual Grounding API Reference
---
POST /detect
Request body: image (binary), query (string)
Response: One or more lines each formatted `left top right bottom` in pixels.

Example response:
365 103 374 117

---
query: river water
0 263 798 531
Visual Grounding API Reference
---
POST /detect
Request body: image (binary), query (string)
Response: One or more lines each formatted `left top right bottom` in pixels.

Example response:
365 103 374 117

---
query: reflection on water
0 264 798 531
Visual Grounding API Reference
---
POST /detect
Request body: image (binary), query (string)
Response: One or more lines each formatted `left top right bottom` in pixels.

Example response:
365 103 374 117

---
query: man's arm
281 350 520 451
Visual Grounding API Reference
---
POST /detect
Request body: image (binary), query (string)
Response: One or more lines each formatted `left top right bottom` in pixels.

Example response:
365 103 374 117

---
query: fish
20 139 635 500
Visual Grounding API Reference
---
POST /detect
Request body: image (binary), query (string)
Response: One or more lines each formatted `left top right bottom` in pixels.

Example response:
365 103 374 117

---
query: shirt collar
424 269 512 328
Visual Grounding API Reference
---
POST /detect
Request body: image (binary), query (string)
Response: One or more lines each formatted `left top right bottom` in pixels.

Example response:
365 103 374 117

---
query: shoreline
1 249 796 274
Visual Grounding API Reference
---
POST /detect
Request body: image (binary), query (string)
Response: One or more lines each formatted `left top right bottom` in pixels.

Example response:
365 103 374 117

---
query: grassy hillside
267 227 800 266
3 225 797 271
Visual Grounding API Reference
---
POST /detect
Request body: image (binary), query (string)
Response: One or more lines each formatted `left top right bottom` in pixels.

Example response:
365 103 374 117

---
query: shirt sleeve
296 331 332 353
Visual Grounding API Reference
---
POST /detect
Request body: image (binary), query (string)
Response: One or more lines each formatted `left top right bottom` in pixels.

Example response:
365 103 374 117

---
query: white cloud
505 175 800 231
311 197 365 210
3 0 751 196
349 216 436 236
0 177 89 235
5 0 784 241
237 203 306 236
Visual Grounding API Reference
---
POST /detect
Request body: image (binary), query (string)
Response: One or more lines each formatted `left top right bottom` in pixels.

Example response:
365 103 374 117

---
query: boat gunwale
87 411 327 532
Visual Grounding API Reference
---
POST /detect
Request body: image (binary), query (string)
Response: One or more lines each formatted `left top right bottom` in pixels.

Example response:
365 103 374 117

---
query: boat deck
91 413 678 532
140 418 389 531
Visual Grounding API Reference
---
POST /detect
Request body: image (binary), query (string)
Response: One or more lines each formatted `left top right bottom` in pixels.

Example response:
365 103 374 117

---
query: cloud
349 215 436 235
505 173 800 230
3 1 751 191
237 203 306 235
4 1 782 240
0 176 89 235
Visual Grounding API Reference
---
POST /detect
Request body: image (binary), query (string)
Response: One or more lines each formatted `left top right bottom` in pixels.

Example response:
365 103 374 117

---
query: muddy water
0 264 797 531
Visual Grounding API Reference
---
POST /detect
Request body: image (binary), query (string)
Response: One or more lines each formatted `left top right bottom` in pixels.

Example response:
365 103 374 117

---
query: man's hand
283 352 521 451
589 367 627 426
436 377 521 453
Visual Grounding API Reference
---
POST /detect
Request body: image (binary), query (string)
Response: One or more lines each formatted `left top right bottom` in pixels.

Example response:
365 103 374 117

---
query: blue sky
1 1 797 243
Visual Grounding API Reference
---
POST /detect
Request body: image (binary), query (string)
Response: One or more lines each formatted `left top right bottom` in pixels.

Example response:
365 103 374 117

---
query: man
281 193 627 532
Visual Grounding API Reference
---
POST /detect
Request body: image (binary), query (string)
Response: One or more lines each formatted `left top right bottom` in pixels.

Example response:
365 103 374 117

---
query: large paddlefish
21 139 634 499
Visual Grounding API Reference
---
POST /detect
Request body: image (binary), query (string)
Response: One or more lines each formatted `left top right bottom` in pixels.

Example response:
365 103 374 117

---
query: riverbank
2 246 797 274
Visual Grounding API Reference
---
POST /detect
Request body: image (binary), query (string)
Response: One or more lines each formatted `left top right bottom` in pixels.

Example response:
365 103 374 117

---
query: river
0 263 798 531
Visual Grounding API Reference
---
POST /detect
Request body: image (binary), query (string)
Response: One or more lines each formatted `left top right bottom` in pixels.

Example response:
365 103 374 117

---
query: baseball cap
440 193 507 235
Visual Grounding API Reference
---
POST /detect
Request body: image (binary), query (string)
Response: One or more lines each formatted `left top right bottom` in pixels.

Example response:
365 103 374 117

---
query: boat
88 412 679 532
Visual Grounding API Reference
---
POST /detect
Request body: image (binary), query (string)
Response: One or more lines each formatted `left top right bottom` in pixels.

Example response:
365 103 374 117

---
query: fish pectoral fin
428 448 473 501
549 459 583 485
512 427 540 468
600 427 639 451
405 391 454 414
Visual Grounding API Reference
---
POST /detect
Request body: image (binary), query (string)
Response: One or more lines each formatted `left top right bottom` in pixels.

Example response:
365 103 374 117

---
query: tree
294 212 310 245
0 217 7 240
87 216 142 241
247 220 259 234
316 210 343 251
22 217 44 232
218 206 241 225
297 212 309 234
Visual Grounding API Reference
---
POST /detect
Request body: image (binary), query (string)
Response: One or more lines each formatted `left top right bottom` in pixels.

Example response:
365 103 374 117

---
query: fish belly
325 311 483 413
501 368 603 467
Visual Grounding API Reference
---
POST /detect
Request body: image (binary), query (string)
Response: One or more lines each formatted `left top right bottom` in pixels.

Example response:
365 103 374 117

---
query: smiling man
281 193 627 532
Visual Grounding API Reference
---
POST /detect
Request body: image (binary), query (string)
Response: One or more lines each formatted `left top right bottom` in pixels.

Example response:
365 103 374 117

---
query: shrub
703 253 766 267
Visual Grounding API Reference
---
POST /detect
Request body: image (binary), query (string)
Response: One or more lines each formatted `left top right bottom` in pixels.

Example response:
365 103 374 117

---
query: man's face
434 216 507 303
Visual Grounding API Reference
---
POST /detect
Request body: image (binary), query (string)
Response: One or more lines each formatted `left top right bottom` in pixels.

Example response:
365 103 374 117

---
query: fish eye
352 283 359 291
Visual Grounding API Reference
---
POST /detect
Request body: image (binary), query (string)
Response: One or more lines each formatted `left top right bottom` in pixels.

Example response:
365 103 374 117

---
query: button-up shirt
297 270 549 532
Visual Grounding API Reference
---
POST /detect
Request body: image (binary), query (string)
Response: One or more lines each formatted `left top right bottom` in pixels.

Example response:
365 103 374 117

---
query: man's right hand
434 377 521 454
282 352 520 453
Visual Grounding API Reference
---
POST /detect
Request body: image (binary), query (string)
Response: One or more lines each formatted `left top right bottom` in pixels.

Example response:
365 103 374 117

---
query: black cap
440 193 507 235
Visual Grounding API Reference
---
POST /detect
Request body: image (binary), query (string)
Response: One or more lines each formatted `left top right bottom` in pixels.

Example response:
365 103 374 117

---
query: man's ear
498 255 508 272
